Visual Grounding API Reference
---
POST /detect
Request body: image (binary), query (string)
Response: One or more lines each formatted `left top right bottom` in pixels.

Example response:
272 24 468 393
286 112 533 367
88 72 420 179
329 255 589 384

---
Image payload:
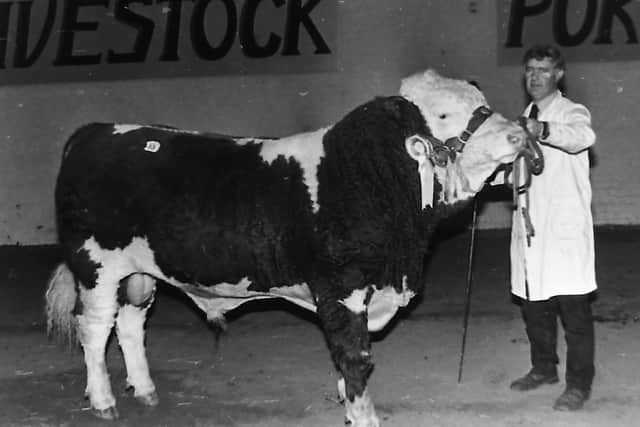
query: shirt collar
532 90 561 114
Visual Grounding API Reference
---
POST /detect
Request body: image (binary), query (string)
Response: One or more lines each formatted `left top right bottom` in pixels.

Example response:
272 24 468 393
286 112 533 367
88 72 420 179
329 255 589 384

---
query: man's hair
522 44 566 70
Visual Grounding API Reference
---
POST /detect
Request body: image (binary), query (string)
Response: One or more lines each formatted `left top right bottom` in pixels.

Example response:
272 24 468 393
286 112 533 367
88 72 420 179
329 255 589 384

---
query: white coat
510 90 597 301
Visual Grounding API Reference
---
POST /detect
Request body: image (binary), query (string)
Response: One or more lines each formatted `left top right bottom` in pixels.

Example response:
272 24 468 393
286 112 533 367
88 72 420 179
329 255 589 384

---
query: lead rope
510 115 544 247
513 157 536 247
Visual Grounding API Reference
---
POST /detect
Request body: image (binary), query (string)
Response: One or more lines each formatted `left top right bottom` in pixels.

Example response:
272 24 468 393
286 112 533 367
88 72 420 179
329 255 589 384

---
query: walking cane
457 196 478 383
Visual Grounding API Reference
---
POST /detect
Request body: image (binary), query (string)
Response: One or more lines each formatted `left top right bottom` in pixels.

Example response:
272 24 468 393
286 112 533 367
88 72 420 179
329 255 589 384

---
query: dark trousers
520 294 595 392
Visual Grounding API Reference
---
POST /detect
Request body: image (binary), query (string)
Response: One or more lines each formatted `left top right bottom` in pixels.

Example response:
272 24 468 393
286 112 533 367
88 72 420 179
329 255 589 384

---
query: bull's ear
405 135 431 162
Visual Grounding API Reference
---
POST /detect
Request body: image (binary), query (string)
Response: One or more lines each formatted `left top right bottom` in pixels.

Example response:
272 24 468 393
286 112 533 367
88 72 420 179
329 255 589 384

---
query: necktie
529 104 539 119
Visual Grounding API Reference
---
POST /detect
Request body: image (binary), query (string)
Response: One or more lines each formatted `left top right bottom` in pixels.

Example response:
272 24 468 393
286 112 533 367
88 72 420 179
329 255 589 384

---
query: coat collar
529 90 562 116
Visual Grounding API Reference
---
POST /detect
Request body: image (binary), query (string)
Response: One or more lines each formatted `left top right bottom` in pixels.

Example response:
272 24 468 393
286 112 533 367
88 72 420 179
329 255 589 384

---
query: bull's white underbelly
178 277 415 333
81 236 415 333
177 279 317 320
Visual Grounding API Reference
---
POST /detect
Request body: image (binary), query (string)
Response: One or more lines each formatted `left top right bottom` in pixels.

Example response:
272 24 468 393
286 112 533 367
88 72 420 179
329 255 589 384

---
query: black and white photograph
1 1 639 426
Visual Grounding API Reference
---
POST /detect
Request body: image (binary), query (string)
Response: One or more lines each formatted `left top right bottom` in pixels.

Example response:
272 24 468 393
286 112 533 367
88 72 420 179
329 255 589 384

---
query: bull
46 69 528 426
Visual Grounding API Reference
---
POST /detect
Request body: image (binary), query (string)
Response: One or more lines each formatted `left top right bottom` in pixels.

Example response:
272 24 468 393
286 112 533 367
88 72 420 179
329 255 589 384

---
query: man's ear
554 68 565 82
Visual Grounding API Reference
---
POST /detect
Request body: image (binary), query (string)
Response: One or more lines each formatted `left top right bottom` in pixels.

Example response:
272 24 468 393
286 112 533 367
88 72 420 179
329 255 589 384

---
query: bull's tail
45 263 78 346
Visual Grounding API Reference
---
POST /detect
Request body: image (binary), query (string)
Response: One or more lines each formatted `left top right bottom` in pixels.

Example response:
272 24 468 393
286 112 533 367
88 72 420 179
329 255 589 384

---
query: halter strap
426 105 494 166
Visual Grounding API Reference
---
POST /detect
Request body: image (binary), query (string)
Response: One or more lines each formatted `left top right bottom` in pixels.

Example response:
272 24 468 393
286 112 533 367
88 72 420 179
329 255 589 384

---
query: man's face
524 57 564 102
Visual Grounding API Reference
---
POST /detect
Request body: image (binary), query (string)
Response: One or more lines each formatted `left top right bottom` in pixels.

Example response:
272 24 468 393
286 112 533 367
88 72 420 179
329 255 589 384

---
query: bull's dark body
57 97 451 295
57 123 315 290
54 96 465 406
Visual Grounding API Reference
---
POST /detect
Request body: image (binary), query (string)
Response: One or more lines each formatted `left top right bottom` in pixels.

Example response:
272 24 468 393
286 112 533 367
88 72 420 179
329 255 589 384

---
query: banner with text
0 0 336 85
498 0 640 64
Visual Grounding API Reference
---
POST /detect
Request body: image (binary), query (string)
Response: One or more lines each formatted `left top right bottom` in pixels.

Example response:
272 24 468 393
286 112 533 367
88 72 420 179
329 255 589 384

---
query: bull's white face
456 110 526 189
401 71 488 142
401 69 526 205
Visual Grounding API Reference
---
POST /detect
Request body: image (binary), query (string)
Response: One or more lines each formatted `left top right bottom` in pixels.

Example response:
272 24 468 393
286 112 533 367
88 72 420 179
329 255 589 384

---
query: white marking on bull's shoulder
367 275 415 331
257 127 330 212
113 124 143 135
339 288 368 314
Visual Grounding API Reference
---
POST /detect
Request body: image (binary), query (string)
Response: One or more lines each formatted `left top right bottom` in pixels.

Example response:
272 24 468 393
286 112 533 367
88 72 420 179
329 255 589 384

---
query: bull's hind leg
317 288 379 427
76 272 121 419
116 274 158 407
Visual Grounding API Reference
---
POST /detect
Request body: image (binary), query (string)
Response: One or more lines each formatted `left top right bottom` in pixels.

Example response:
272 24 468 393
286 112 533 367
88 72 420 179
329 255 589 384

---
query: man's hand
523 118 544 139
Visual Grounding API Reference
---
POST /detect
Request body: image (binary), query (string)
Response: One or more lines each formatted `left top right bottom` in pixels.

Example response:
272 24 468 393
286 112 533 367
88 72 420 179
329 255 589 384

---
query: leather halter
426 105 494 167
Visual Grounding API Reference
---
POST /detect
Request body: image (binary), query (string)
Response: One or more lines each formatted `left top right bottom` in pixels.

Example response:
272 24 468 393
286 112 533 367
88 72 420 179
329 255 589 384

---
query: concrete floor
1 227 639 426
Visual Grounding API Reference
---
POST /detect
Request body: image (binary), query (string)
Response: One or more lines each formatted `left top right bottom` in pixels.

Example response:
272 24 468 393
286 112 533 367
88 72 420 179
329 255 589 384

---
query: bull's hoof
344 415 380 427
344 388 380 427
92 406 119 420
344 417 380 427
135 390 160 407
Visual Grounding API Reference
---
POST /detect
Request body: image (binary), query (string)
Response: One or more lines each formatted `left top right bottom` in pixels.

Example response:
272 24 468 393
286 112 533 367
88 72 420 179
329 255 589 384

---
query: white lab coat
510 90 597 301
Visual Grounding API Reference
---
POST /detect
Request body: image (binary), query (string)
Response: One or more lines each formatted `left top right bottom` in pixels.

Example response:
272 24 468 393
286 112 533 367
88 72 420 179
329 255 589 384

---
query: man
507 45 597 411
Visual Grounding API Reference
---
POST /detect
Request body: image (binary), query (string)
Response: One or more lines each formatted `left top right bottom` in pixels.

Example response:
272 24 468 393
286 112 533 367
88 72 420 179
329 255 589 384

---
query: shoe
509 371 559 391
553 387 589 411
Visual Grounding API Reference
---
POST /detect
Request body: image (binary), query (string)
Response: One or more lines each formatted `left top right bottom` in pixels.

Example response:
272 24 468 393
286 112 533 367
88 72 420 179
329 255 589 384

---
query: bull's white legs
116 299 158 406
77 271 158 419
77 282 119 419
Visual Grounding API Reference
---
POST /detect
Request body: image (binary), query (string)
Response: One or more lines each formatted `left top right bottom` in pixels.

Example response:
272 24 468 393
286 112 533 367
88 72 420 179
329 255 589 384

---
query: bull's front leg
317 286 379 427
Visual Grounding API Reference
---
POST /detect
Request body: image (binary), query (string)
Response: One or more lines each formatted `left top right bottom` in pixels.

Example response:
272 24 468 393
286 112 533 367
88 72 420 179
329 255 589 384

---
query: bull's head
400 69 527 207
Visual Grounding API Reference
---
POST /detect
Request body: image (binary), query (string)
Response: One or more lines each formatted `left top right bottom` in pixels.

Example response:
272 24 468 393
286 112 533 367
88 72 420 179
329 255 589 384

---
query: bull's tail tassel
45 263 79 346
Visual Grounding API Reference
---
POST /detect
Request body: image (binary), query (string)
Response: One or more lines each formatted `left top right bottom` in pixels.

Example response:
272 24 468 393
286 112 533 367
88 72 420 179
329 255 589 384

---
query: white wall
1 0 639 245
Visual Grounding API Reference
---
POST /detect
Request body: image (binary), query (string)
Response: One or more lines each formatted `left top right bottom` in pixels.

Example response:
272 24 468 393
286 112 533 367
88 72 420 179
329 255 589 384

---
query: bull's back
56 123 316 288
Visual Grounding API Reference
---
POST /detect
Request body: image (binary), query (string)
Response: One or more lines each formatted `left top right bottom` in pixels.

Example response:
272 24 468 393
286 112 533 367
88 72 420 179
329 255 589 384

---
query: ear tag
144 140 161 153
